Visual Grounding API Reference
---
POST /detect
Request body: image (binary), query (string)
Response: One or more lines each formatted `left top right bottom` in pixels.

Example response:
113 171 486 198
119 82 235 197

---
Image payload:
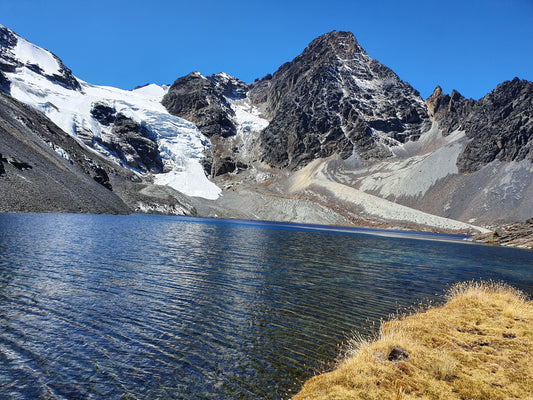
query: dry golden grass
293 281 533 400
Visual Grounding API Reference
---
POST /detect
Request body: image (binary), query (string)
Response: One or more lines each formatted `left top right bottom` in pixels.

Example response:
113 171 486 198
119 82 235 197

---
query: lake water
0 213 532 399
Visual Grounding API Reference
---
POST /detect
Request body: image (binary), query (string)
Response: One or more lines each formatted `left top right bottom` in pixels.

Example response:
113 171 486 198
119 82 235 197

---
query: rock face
162 71 255 178
427 78 533 172
162 72 246 138
470 218 533 249
250 31 430 169
426 86 476 135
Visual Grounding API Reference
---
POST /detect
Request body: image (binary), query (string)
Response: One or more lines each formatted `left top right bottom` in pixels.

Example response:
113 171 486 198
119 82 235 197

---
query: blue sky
2 0 532 99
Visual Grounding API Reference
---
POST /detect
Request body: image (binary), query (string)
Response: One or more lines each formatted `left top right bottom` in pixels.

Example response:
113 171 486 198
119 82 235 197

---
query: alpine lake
0 213 532 399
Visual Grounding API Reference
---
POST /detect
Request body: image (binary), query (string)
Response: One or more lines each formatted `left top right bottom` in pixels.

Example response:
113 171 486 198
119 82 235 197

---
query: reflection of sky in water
0 213 532 399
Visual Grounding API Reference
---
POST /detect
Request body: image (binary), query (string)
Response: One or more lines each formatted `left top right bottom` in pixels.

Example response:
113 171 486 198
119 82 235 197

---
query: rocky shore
470 219 533 249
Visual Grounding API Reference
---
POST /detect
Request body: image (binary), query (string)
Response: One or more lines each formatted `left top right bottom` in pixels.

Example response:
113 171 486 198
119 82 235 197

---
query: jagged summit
428 85 443 98
252 30 429 169
426 86 474 128
425 78 533 172
299 30 367 61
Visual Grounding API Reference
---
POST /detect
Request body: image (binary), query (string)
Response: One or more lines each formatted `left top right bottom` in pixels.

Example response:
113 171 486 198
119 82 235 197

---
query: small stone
388 346 409 361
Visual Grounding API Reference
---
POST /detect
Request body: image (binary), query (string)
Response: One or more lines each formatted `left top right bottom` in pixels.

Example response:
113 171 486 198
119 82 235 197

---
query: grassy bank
293 281 533 400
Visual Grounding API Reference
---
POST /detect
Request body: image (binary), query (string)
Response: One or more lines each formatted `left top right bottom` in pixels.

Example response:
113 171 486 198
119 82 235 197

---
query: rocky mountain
162 72 261 177
251 31 430 169
162 72 245 138
1 24 531 234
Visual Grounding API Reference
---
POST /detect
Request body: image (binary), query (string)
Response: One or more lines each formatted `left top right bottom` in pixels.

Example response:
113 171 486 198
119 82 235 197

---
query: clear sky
2 0 532 99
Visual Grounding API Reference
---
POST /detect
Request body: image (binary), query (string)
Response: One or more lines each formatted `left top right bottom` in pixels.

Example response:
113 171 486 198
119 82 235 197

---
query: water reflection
0 213 532 399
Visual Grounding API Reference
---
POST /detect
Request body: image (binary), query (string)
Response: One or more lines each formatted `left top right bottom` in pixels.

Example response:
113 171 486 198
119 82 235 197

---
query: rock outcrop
426 86 476 135
90 103 163 172
427 78 533 173
162 72 246 138
470 218 533 249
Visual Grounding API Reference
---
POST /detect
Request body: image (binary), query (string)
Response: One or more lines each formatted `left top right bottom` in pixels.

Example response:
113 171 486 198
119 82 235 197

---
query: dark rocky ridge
162 72 251 177
250 30 430 169
90 103 163 172
427 78 533 172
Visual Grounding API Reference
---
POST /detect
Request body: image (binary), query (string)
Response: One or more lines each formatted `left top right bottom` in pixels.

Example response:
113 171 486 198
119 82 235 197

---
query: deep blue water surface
0 213 532 399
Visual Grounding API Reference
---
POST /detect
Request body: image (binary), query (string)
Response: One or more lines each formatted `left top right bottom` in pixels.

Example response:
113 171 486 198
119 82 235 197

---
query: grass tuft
293 281 533 400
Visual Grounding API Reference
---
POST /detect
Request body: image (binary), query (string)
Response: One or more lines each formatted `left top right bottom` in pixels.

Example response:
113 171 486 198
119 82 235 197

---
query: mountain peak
300 30 366 61
254 30 429 169
430 85 443 97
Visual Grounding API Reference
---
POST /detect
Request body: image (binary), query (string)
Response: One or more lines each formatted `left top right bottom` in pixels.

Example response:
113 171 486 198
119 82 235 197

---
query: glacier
3 26 221 200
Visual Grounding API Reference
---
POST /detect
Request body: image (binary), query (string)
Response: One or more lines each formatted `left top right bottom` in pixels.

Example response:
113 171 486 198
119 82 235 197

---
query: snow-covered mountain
1 24 219 200
1 24 532 235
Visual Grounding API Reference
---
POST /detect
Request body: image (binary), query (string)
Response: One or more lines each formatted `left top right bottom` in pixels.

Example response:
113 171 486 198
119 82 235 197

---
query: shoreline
4 211 533 250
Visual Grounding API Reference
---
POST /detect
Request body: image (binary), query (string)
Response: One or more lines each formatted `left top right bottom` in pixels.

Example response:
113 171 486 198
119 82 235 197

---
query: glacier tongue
3 27 220 200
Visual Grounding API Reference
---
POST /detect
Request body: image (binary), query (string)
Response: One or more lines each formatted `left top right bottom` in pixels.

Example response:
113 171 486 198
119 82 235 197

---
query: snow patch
227 97 269 158
12 36 61 76
49 144 71 162
154 159 221 200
